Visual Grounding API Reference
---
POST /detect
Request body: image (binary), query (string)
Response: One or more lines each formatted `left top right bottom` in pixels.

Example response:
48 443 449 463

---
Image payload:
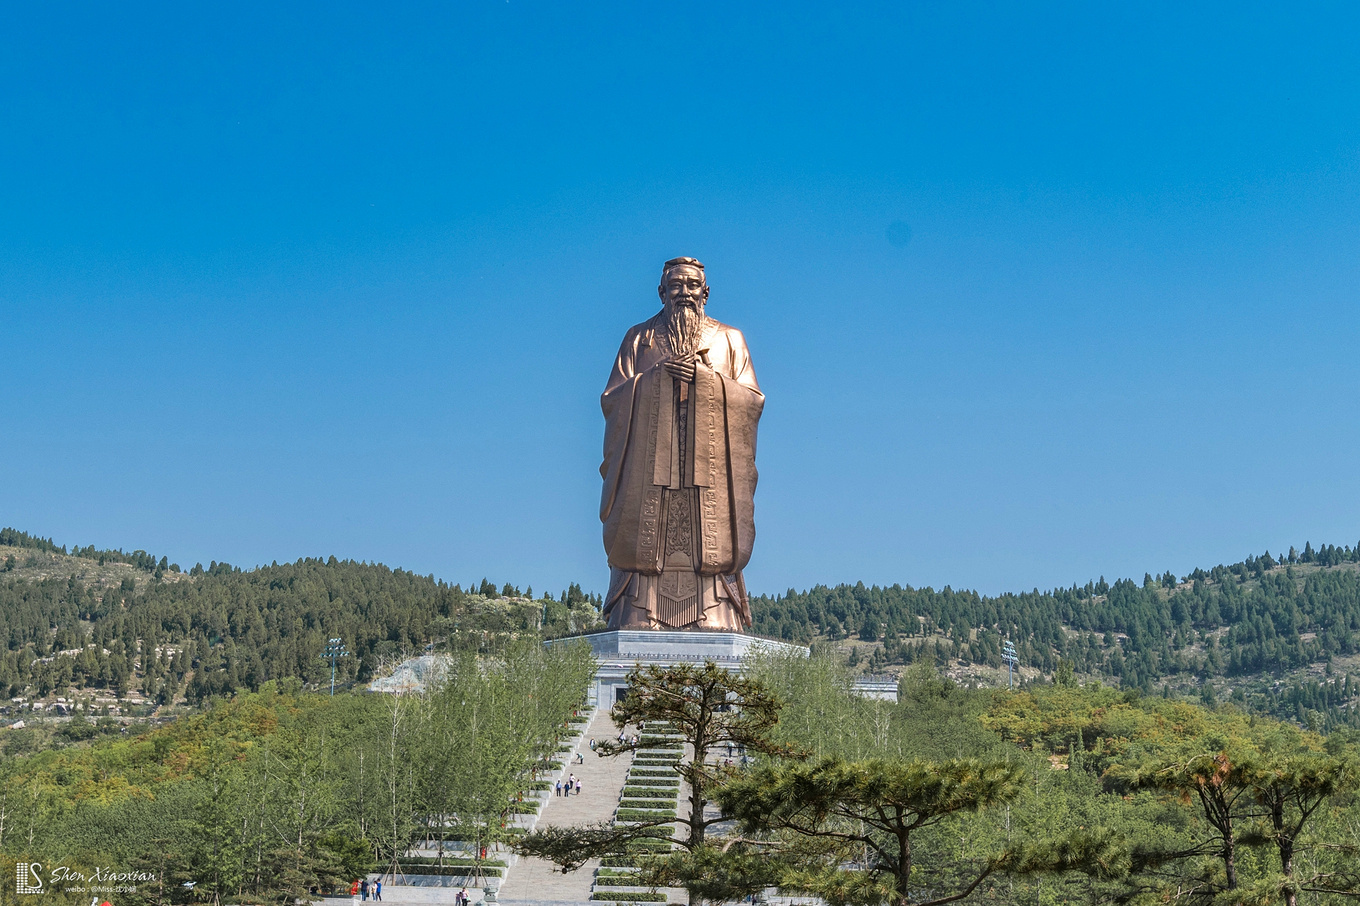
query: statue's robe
600 312 763 630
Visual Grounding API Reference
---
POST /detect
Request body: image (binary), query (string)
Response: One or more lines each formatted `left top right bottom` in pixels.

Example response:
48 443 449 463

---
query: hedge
404 857 508 868
593 879 657 888
599 857 641 869
620 786 677 798
623 780 679 789
590 892 668 901
396 866 504 878
616 809 677 821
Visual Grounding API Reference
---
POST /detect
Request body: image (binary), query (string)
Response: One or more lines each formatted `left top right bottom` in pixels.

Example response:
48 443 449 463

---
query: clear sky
3 3 1359 597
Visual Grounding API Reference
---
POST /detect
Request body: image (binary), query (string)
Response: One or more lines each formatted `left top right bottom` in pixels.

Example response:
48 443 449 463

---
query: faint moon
886 221 913 249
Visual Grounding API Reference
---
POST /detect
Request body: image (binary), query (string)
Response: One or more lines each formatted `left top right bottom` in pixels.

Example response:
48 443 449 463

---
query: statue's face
659 266 709 310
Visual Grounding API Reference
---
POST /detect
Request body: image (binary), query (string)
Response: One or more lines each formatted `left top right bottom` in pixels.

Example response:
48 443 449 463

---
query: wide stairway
498 708 634 905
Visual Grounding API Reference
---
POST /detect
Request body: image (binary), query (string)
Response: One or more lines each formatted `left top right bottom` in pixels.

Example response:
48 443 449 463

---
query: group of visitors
350 878 382 901
555 772 583 795
454 888 472 906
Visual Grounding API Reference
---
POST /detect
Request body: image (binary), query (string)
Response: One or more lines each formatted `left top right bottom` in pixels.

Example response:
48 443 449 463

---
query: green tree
717 756 1025 906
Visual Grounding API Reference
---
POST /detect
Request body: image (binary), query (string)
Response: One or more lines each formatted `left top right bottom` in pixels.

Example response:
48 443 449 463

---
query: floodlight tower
1001 639 1019 689
321 637 349 695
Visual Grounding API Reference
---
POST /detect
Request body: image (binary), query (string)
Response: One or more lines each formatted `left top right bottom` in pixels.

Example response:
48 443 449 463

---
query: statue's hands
664 355 697 382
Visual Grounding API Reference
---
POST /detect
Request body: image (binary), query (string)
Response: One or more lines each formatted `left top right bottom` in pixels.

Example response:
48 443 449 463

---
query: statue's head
658 257 709 356
658 257 709 311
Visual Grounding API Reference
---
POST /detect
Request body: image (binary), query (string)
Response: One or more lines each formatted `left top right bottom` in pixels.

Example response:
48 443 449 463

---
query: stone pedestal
549 629 809 707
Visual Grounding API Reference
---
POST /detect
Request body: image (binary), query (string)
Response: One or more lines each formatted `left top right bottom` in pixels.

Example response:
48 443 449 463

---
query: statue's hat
662 256 705 278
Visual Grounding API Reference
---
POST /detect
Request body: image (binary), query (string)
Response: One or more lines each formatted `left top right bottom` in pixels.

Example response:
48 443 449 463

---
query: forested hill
0 528 601 709
752 542 1360 728
6 525 1360 731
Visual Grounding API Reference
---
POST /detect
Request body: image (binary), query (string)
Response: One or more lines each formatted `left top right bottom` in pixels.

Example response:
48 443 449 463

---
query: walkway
499 708 634 904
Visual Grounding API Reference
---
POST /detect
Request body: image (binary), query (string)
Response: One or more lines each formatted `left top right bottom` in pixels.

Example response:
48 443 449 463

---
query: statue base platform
549 629 808 707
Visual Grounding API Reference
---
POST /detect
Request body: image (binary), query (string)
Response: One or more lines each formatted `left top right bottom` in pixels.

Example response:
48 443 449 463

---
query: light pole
1001 639 1018 689
321 637 349 695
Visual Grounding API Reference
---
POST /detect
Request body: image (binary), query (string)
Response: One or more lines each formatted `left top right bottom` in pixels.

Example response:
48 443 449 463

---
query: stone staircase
498 708 635 904
577 723 686 905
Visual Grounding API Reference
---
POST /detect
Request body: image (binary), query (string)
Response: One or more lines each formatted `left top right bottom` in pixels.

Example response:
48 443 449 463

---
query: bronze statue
600 257 763 631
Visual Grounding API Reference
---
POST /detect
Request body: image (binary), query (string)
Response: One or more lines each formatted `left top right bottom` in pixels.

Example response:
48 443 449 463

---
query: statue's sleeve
604 331 641 394
600 335 637 508
723 328 762 398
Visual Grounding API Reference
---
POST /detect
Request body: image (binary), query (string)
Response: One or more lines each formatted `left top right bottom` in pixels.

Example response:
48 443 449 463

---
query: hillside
3 525 1359 735
0 528 601 736
751 543 1360 730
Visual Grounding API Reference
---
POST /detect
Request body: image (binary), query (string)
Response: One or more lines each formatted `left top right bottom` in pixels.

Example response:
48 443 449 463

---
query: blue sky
3 2 1359 597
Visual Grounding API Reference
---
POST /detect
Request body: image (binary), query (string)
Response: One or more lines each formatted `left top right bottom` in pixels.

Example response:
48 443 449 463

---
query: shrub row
590 893 667 902
626 839 675 852
404 857 507 868
616 809 677 821
397 866 504 878
600 857 641 869
620 786 676 798
594 879 656 888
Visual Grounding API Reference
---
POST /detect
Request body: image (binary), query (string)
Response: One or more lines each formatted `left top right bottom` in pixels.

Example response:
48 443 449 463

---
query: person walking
555 778 562 797
575 777 582 796
568 772 576 794
373 879 382 901
360 878 369 901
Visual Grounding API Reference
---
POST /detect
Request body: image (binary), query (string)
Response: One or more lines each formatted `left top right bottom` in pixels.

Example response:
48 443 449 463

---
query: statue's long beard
665 301 707 357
